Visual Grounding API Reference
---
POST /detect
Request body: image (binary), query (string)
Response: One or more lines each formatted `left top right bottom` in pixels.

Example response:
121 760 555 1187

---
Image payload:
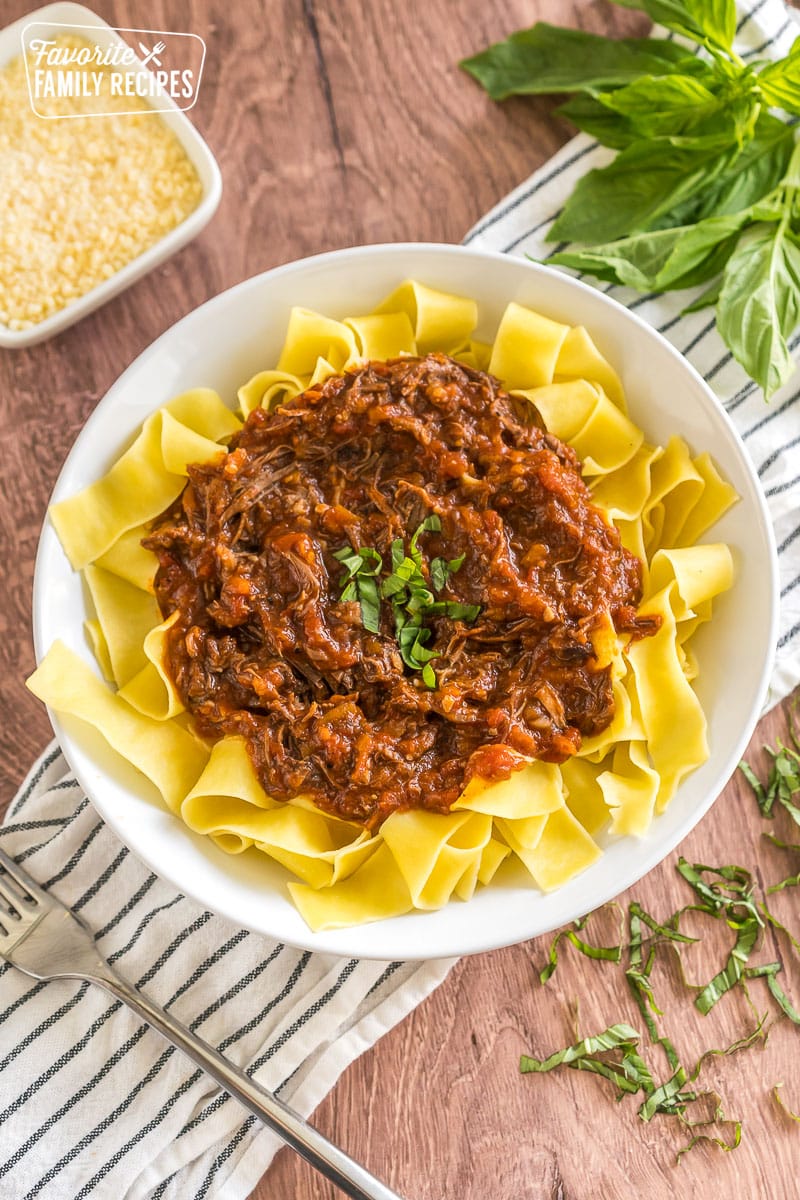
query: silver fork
0 844 402 1200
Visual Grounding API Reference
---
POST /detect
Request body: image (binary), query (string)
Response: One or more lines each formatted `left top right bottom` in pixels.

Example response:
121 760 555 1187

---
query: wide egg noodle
553 324 626 409
84 618 114 683
453 758 565 819
590 443 664 523
29 285 739 931
488 301 569 389
94 523 157 593
640 436 736 556
83 564 162 687
276 308 360 375
497 806 601 892
624 547 737 815
560 757 608 836
26 640 208 813
372 279 477 353
50 389 242 570
344 311 416 361
238 370 305 418
597 740 660 838
118 612 185 721
678 452 738 546
519 380 644 477
288 844 414 931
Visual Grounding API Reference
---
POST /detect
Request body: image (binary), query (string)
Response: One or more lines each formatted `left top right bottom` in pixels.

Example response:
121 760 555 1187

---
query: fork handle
99 973 403 1200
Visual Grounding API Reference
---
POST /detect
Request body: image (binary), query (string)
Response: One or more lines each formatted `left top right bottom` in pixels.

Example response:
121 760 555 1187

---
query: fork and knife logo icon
138 39 166 67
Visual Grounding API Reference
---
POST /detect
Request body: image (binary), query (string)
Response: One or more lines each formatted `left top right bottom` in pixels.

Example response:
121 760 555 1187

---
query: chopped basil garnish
332 545 382 633
526 767 800 1162
333 515 480 687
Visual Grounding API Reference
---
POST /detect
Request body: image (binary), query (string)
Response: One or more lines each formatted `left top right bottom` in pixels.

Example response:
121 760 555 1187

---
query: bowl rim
32 241 780 958
0 0 222 350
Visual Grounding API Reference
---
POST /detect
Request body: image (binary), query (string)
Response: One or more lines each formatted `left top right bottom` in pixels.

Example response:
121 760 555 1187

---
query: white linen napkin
0 747 454 1199
466 0 800 710
3 2 799 1197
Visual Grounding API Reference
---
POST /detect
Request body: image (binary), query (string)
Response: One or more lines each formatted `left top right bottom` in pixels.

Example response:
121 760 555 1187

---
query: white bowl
0 2 221 349
32 243 778 959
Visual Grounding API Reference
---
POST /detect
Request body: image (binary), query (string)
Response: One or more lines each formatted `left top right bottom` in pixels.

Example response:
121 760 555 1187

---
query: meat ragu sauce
145 353 659 828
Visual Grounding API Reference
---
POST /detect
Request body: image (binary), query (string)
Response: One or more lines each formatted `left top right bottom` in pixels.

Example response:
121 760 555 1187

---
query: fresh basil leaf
650 114 794 226
421 662 437 689
717 221 800 397
596 80 759 155
334 550 364 575
681 276 724 313
460 23 697 101
666 232 743 290
676 859 760 915
597 73 721 138
548 140 738 244
540 908 625 984
781 135 800 192
613 0 736 53
763 833 800 853
757 37 800 116
689 1016 768 1078
557 94 640 150
761 898 800 957
548 210 751 291
429 554 469 596
382 563 412 597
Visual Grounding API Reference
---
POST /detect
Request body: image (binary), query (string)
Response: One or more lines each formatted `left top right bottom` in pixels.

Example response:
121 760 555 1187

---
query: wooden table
1 1 799 1196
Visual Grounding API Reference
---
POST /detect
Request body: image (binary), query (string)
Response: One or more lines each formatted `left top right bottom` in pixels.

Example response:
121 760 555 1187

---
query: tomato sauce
145 354 658 827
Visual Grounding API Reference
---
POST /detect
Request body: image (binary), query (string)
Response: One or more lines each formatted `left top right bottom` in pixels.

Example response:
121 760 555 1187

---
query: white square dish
0 1 222 349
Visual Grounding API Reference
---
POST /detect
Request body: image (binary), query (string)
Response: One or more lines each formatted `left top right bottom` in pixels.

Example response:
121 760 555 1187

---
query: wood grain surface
0 1 798 1197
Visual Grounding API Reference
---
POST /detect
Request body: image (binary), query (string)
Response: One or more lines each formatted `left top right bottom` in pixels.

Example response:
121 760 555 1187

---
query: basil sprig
462 0 800 396
333 515 480 687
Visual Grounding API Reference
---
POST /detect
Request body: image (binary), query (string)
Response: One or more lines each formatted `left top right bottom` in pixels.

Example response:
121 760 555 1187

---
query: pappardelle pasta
28 281 737 930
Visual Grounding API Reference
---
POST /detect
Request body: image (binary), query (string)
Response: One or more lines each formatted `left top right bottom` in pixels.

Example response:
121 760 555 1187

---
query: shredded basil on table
521 715 800 1161
773 1083 800 1124
517 715 800 1158
461 0 800 396
739 704 800 822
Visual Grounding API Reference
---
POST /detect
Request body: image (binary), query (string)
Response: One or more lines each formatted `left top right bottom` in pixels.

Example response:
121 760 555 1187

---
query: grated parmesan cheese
0 35 203 331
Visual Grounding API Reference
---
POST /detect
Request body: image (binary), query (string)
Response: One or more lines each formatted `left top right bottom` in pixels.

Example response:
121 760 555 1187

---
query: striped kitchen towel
0 746 454 1199
466 0 800 711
